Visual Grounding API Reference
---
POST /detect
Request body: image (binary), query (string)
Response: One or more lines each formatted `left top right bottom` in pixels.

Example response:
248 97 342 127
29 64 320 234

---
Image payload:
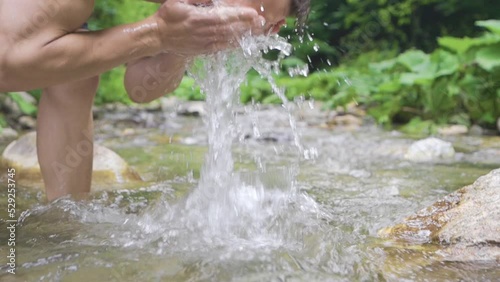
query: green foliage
8 92 37 116
347 20 499 127
0 113 6 131
171 77 203 101
475 45 500 71
399 117 439 135
90 0 158 105
95 67 131 105
231 20 500 129
278 0 500 70
90 0 157 29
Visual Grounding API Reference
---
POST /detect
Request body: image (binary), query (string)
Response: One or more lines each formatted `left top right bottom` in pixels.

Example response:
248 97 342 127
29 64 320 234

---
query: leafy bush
227 20 500 131
365 20 500 128
278 0 500 72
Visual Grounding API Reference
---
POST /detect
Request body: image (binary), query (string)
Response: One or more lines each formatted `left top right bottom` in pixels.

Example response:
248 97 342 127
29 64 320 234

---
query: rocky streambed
0 97 499 281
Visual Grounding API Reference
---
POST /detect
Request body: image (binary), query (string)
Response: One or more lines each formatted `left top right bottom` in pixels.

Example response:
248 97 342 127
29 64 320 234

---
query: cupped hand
154 0 265 55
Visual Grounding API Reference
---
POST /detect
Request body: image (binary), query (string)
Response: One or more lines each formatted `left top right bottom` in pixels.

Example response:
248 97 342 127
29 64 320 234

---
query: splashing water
134 33 327 255
99 26 327 257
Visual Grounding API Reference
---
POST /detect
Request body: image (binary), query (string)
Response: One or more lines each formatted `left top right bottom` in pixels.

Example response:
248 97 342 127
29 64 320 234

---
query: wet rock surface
404 137 455 162
379 168 500 263
0 132 142 188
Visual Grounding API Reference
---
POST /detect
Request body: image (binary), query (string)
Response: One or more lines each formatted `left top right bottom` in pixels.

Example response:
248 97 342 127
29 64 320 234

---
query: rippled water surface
1 110 499 281
1 31 500 282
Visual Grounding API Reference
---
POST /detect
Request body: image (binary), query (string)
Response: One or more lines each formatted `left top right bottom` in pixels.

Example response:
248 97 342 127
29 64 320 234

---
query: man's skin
0 0 290 201
124 0 290 103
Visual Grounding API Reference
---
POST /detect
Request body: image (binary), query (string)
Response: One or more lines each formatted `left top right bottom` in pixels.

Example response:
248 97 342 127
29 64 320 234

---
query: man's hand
153 0 265 55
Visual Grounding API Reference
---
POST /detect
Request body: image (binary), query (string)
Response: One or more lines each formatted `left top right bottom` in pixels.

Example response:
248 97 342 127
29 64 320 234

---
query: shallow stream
1 106 499 281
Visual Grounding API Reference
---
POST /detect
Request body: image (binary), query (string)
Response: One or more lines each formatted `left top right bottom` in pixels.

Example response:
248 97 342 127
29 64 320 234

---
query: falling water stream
175 33 324 250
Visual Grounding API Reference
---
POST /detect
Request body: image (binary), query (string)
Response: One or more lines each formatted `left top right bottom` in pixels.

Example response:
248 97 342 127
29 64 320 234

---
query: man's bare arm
0 0 264 92
2 18 162 92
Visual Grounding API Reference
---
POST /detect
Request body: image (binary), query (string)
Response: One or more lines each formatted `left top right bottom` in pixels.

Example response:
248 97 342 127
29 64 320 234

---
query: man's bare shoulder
0 0 94 41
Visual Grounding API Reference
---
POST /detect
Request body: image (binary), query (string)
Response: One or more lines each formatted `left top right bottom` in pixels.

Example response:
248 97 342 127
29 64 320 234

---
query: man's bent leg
37 76 99 201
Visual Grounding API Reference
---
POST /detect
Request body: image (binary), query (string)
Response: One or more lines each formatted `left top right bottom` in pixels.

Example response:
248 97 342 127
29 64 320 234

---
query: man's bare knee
127 86 156 104
126 79 180 104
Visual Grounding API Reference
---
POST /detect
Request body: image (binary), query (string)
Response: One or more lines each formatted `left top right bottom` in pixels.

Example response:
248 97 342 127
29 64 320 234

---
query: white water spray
137 22 326 253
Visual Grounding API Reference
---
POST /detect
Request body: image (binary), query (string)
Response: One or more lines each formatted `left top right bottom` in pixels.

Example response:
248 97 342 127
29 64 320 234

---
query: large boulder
379 168 500 263
0 132 142 188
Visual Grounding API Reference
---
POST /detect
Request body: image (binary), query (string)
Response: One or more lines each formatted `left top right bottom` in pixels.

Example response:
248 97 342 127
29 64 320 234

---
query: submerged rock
0 132 142 188
404 137 455 162
379 168 500 262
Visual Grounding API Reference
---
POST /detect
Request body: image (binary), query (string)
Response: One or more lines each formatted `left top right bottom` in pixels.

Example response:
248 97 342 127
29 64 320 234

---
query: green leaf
438 37 476 54
431 50 459 77
369 58 397 72
476 44 500 71
438 34 500 54
378 80 401 93
281 57 307 69
8 92 37 116
399 73 435 86
397 50 431 73
476 20 500 35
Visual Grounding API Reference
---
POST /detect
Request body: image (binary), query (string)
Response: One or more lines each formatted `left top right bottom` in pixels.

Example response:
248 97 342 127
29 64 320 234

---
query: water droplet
288 64 309 77
343 77 352 86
